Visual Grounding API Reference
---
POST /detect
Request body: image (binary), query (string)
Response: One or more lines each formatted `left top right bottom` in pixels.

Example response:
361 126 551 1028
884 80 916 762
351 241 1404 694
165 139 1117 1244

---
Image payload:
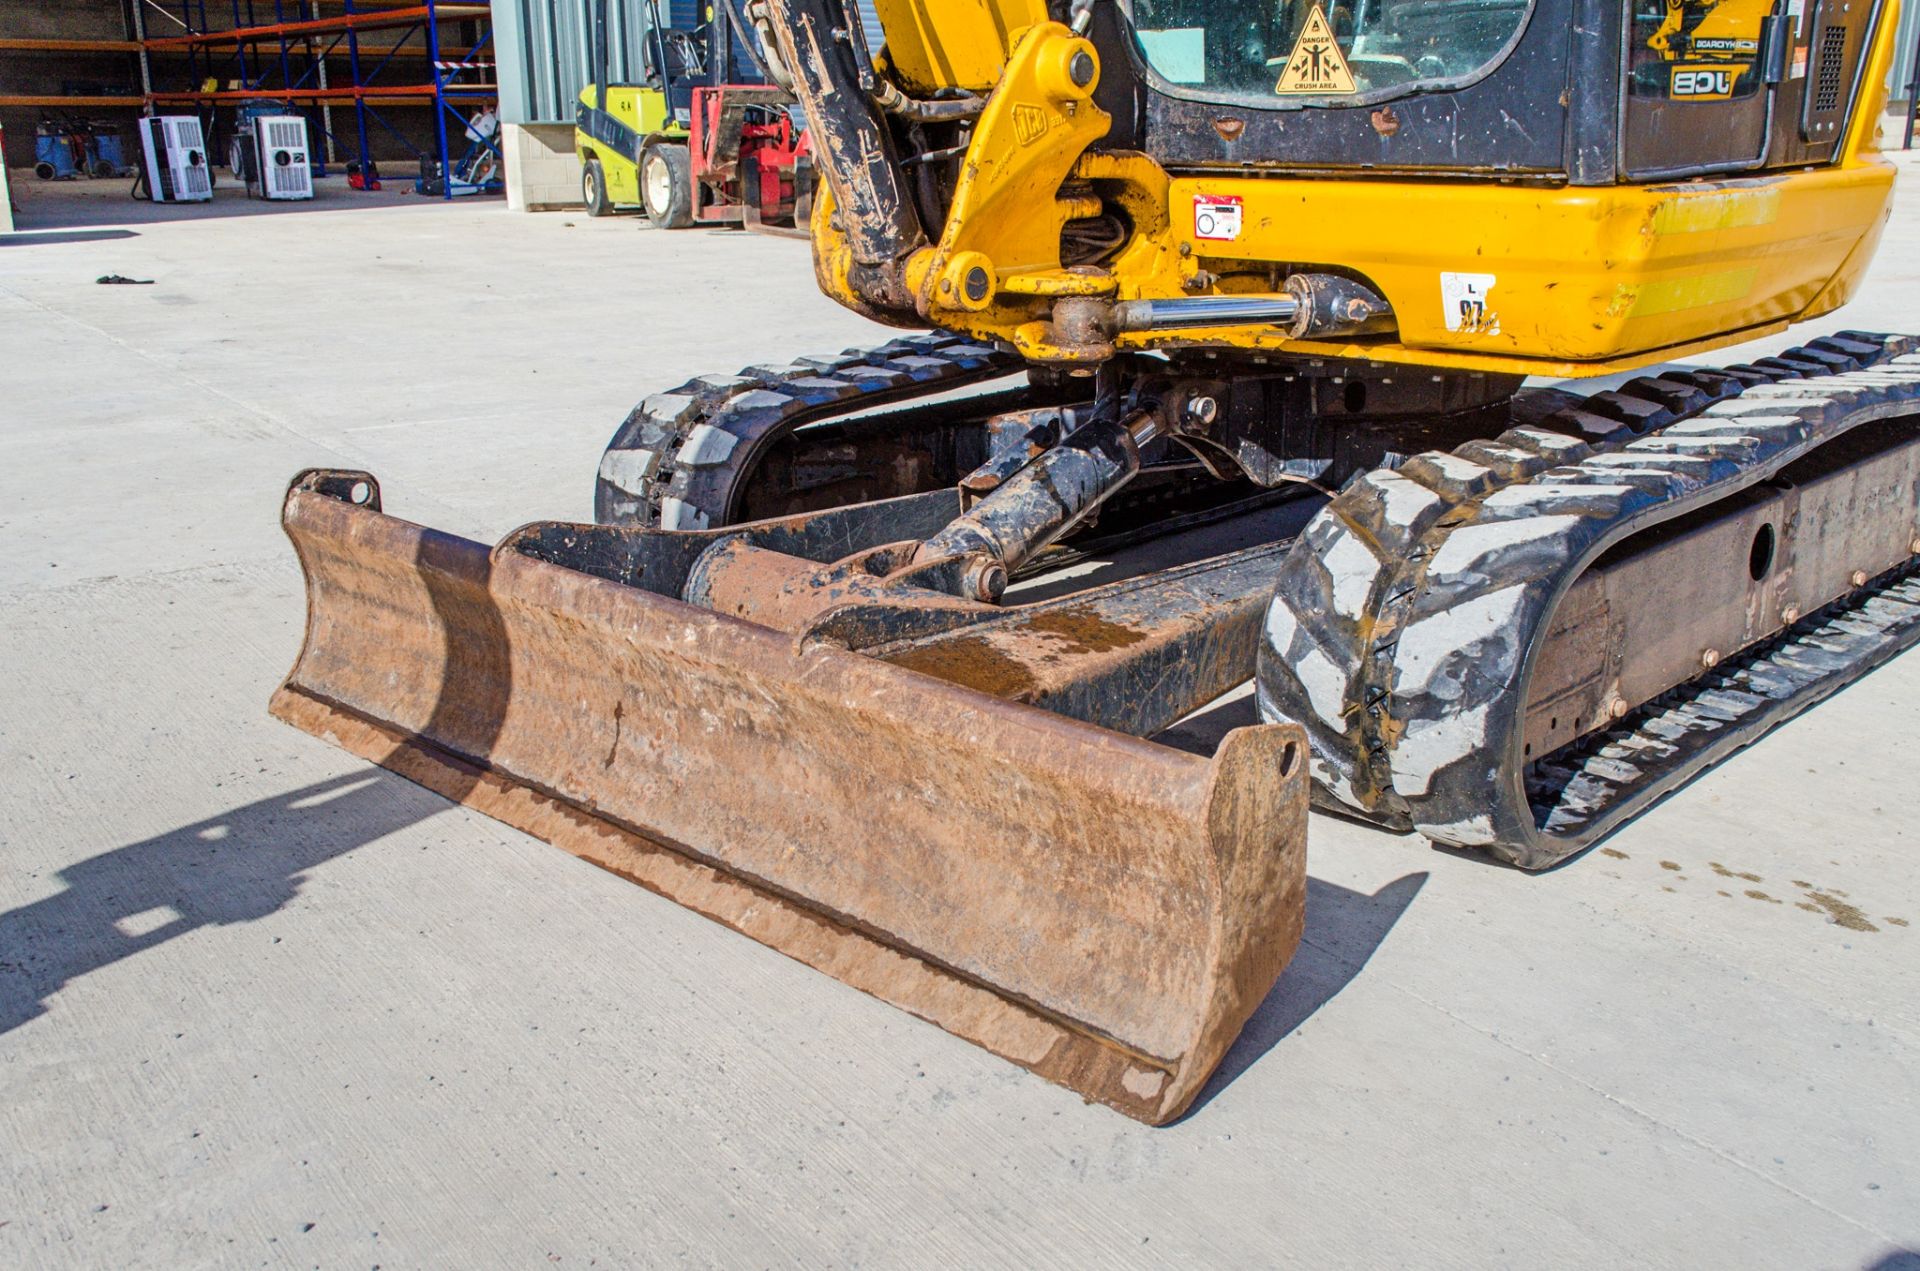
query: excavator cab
1125 0 1543 125
1116 0 1845 172
272 0 1919 1122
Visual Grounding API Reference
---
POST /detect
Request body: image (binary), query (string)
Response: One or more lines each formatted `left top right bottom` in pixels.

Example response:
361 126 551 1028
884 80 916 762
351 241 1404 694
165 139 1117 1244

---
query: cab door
1764 0 1887 166
1621 0 1779 177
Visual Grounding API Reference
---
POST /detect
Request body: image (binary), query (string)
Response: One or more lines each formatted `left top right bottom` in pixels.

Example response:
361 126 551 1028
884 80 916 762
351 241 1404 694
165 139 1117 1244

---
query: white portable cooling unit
138 116 213 203
248 116 313 201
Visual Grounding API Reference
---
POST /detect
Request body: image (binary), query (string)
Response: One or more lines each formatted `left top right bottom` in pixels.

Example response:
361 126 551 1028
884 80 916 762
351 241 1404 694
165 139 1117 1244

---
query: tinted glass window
1128 0 1533 99
1626 0 1767 101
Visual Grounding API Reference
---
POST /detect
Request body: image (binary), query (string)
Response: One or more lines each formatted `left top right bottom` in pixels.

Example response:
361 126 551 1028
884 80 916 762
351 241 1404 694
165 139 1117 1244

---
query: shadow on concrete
1188 871 1428 1116
1153 687 1271 757
0 228 139 247
0 770 449 1037
5 172 487 233
1154 680 1430 1116
0 481 520 1039
1866 1253 1920 1271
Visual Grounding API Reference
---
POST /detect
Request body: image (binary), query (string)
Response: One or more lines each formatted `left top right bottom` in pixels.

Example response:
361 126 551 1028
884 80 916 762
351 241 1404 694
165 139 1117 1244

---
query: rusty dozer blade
270 470 1308 1123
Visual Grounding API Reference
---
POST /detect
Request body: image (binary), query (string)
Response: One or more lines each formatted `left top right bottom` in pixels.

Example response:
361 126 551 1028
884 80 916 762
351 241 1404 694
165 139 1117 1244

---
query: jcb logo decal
1012 103 1050 145
1671 68 1735 99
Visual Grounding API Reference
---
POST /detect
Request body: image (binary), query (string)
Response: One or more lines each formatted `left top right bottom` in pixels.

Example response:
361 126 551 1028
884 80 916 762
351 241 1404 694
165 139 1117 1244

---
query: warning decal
1274 6 1356 95
1194 195 1242 241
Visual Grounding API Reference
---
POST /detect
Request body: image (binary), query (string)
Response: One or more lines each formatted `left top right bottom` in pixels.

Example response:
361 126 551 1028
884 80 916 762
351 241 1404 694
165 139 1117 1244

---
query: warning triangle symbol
1274 4 1356 94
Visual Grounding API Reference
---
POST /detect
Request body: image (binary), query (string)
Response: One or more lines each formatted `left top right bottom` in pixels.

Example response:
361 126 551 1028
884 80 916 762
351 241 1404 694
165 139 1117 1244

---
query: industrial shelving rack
136 0 498 198
0 37 148 112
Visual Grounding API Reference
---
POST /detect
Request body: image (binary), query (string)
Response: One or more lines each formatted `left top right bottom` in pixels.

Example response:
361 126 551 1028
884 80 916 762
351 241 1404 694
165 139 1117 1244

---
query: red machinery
687 84 813 235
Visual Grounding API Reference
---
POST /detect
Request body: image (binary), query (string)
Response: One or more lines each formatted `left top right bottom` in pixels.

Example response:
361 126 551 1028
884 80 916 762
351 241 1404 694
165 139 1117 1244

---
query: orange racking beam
0 95 147 108
0 38 146 53
143 5 490 51
136 43 460 60
146 84 497 104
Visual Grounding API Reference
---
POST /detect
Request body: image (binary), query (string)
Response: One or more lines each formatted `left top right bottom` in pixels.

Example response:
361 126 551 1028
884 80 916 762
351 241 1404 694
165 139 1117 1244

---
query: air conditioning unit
138 116 213 203
247 115 313 201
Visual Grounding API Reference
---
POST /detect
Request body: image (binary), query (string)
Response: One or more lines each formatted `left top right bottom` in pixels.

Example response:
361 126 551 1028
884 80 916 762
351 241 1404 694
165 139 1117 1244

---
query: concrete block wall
503 122 583 212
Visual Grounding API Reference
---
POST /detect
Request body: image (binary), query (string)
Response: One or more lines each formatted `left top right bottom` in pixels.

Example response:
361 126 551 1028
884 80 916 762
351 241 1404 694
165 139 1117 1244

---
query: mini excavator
273 0 1919 1121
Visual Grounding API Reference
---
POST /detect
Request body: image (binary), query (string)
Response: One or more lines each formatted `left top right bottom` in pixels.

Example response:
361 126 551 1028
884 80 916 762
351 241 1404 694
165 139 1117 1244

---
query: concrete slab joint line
0 154 1917 1267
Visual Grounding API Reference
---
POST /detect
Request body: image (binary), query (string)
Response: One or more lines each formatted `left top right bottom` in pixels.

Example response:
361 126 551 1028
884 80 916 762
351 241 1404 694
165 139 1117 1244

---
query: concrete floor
3 159 1919 1269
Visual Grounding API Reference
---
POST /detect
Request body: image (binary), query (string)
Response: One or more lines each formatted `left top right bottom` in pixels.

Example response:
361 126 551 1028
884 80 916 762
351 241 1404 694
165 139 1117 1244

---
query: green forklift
574 0 810 231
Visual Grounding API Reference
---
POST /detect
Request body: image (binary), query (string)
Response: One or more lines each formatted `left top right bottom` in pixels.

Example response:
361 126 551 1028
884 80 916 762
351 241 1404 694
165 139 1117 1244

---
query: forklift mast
591 0 770 120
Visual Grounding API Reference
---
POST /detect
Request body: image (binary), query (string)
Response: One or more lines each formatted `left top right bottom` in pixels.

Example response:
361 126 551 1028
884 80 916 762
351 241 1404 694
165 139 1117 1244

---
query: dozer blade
270 470 1308 1124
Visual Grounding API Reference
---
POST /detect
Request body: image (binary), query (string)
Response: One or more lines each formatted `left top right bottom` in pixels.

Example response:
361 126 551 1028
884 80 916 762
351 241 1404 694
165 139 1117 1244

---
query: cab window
1127 0 1534 100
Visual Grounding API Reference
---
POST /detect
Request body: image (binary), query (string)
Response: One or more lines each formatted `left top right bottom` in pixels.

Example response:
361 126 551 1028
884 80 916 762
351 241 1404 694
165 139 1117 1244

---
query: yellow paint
578 84 676 138
1619 267 1757 318
1648 186 1782 233
906 23 1112 325
869 0 1051 93
576 135 639 203
1650 0 1772 63
983 159 1885 373
1800 0 1904 318
573 84 686 207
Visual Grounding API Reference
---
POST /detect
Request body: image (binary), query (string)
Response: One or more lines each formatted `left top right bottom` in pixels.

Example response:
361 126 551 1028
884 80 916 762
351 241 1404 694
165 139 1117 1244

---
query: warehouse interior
2 0 496 223
7 2 1920 1266
0 0 887 220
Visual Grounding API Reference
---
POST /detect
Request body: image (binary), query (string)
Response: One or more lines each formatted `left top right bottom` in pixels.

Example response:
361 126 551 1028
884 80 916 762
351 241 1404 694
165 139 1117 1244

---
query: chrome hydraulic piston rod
911 408 1162 600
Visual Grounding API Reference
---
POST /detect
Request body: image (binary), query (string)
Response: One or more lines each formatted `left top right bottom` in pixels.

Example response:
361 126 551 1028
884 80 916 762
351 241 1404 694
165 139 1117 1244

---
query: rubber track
1257 332 1920 868
1528 562 1920 841
594 331 1017 527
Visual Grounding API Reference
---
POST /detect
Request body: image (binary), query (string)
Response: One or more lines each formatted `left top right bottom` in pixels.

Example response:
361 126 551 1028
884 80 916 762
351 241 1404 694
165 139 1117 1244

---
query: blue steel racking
141 1 498 198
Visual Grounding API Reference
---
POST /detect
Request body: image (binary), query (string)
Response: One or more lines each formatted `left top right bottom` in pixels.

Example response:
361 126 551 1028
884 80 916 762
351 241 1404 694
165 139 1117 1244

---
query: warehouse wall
1894 1 1920 116
0 0 143 169
492 0 824 126
493 0 651 127
492 0 654 209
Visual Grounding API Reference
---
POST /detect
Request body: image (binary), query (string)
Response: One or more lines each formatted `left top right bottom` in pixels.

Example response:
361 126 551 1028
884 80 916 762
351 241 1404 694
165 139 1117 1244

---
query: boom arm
759 0 929 310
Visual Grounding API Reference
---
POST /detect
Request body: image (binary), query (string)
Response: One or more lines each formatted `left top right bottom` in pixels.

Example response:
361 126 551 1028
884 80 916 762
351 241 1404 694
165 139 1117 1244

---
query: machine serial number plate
1441 271 1500 334
1194 196 1243 241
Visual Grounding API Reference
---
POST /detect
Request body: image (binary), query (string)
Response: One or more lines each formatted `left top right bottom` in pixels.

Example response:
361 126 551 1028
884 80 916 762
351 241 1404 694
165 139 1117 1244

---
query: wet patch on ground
1630 857 1905 933
1789 880 1881 933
